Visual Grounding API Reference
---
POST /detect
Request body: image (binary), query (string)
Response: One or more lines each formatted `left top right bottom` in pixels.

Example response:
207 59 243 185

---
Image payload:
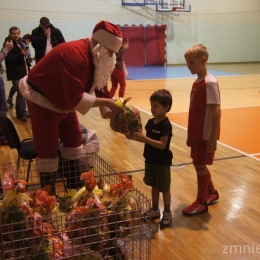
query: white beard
91 44 116 91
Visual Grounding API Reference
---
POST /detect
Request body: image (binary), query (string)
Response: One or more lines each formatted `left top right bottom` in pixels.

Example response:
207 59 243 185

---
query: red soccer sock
196 167 209 204
206 167 216 194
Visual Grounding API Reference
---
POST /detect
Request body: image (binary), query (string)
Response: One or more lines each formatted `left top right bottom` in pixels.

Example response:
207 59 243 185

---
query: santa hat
92 20 122 53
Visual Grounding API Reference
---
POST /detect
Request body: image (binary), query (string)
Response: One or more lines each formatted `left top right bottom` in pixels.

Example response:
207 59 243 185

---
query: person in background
7 34 33 108
132 89 173 228
109 38 129 99
31 17 65 63
182 44 221 215
4 26 29 122
19 20 123 194
0 39 13 145
22 34 34 70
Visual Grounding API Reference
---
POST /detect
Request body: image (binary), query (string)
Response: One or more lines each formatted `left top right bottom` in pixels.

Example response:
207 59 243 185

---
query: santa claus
19 20 123 193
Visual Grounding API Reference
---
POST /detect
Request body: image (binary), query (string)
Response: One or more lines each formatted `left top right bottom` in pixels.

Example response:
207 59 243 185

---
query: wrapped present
0 155 151 260
110 98 142 138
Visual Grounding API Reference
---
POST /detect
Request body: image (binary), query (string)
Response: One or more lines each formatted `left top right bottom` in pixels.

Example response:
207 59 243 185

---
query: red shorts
190 140 215 165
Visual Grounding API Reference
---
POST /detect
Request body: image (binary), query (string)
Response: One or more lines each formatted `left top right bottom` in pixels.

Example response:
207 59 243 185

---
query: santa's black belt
26 80 45 97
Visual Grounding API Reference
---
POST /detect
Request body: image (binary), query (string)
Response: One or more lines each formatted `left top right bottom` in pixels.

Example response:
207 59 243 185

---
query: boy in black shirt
132 89 173 227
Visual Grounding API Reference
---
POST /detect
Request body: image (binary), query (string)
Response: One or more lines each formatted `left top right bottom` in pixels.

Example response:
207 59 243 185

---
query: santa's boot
66 159 83 190
39 172 56 195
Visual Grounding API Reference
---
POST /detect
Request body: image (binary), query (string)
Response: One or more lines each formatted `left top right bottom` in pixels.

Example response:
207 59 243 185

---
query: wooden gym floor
1 63 260 259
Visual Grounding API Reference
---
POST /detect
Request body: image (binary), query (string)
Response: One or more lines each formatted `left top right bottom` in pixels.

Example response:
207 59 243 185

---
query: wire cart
0 154 151 259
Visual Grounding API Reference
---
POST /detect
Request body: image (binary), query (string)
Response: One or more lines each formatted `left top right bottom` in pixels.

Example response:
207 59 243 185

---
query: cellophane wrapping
110 98 142 138
0 154 151 259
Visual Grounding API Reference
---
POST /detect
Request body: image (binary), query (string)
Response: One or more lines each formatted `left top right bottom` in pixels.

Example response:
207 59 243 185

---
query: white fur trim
92 29 122 53
36 157 59 172
60 144 83 160
74 92 96 115
19 76 66 113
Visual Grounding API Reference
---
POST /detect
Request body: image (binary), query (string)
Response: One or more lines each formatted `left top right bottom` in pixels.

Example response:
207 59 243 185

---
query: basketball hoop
172 6 183 17
172 6 184 12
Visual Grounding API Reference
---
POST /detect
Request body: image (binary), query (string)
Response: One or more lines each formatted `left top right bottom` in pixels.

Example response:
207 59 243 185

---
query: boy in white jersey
182 44 221 215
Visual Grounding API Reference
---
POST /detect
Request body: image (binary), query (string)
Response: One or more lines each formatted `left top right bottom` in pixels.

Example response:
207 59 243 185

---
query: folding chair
0 115 37 182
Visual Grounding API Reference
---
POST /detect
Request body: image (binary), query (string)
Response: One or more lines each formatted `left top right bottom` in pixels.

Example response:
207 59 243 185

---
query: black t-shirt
143 117 173 165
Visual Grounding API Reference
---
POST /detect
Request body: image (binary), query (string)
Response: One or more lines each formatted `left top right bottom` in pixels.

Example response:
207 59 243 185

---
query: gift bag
110 98 142 138
81 127 100 168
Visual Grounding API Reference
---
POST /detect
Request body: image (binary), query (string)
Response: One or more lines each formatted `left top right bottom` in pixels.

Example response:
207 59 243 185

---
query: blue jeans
12 79 27 117
0 77 7 139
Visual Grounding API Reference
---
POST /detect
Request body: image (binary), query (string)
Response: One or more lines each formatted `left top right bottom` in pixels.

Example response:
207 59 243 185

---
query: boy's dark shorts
144 163 171 192
190 140 215 165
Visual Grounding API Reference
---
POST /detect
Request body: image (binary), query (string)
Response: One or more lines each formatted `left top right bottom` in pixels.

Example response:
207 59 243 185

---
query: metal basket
0 154 151 260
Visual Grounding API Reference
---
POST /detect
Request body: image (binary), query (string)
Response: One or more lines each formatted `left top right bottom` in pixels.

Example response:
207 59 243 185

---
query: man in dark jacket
31 17 65 63
0 38 13 144
4 26 29 121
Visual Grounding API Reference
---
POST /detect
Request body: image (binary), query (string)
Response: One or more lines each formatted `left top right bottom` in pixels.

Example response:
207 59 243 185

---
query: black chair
0 115 37 183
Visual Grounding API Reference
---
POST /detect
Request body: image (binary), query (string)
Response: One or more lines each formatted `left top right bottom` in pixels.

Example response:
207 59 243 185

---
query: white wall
0 0 259 65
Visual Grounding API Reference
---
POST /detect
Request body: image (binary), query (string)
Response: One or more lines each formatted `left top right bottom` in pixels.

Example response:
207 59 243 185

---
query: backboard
122 0 191 12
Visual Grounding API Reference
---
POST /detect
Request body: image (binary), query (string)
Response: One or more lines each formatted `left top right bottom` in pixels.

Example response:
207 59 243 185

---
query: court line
121 155 246 174
222 105 260 110
168 104 260 114
128 67 260 162
217 142 260 162
136 107 260 162
127 74 244 81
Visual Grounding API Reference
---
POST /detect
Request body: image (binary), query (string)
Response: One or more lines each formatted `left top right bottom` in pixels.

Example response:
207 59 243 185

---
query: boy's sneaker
206 190 219 205
143 208 160 220
17 115 27 122
182 201 208 215
160 211 172 227
25 112 30 118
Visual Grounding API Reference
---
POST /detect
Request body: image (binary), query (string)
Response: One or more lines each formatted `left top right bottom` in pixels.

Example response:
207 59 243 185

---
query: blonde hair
184 44 209 60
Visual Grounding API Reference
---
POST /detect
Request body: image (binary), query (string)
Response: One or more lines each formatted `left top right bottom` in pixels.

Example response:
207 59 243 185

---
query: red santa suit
19 21 122 173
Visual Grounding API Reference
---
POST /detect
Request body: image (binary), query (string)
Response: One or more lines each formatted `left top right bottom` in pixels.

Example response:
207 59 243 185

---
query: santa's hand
94 98 123 115
102 111 112 119
104 99 123 114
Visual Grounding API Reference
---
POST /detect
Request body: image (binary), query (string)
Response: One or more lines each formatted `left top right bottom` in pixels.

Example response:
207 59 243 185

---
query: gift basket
0 154 151 259
110 98 142 138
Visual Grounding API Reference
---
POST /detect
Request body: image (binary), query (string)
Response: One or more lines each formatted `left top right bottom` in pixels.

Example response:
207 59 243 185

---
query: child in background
23 34 34 68
132 89 173 227
109 39 129 99
182 44 221 215
7 34 33 108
